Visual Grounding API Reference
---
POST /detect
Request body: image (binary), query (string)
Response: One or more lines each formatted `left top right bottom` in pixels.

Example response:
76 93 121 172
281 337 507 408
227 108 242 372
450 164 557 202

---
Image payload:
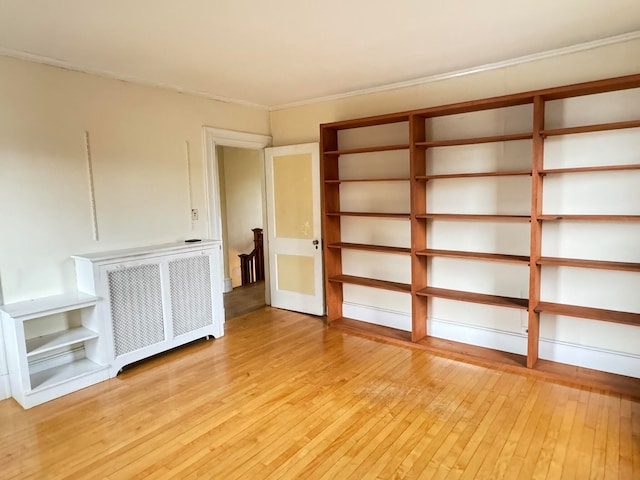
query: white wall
270 37 640 376
0 55 269 399
220 147 263 288
0 55 269 303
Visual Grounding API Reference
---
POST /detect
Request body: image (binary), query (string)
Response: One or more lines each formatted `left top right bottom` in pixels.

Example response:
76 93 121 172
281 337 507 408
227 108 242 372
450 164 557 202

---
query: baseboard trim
343 303 411 332
343 302 640 379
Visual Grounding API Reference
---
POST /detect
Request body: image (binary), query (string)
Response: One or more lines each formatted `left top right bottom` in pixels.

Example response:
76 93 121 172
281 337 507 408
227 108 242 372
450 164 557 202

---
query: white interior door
265 143 324 316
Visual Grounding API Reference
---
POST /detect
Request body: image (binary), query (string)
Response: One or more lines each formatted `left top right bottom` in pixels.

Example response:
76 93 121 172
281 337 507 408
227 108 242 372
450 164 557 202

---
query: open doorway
203 127 271 321
216 145 267 319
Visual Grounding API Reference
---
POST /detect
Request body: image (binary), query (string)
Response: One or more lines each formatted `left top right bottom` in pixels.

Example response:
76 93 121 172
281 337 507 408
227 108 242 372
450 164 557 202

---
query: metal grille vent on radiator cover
108 264 165 356
169 255 213 336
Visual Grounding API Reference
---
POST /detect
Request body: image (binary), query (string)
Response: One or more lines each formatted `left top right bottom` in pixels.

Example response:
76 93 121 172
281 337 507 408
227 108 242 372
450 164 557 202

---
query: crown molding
0 46 269 111
1 30 638 112
269 30 640 111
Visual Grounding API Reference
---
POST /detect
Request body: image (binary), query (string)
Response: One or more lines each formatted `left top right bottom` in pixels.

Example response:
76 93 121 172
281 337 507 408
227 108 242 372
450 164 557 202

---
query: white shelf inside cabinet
26 327 99 357
1 292 98 321
30 358 104 391
0 292 109 409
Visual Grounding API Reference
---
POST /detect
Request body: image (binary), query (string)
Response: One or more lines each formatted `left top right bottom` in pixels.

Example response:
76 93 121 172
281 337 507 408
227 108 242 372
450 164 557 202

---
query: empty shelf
415 132 532 148
29 358 106 392
540 119 640 137
328 275 411 293
327 242 411 255
416 213 530 221
538 257 640 272
538 214 640 222
327 212 410 219
416 286 528 309
416 170 531 180
535 302 640 326
324 144 409 155
325 177 410 183
540 164 640 175
330 317 412 343
0 292 98 321
417 249 529 264
26 327 99 357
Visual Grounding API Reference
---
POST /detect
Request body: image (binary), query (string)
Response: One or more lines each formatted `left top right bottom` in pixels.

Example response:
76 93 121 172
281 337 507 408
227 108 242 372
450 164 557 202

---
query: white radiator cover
74 241 224 377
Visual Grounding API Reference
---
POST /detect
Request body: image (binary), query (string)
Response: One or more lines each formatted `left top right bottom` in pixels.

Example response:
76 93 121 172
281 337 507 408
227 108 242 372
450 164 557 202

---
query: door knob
313 239 319 249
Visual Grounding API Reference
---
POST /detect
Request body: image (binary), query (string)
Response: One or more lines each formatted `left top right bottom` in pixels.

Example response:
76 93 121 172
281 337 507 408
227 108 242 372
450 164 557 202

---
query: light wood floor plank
531 385 572 479
500 380 556 479
560 388 592 480
457 374 533 480
603 394 621 480
1 307 638 479
516 383 568 479
544 392 578 479
632 400 640 478
490 378 544 479
575 388 602 479
425 371 523 479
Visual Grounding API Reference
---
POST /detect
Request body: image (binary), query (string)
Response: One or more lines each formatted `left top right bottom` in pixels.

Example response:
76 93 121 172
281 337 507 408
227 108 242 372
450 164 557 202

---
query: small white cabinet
73 240 225 377
0 293 109 409
1 240 225 409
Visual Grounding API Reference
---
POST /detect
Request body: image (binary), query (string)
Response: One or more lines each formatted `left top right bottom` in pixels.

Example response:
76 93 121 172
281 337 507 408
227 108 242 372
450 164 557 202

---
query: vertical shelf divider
410 115 428 341
527 95 545 368
320 126 343 323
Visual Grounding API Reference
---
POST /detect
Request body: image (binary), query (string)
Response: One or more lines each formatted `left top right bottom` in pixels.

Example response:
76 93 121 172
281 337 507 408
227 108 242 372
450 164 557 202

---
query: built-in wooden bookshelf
320 73 640 398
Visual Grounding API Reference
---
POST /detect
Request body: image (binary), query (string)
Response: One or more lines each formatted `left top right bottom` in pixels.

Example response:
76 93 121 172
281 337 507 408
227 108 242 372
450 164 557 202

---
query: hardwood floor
1 307 639 479
224 281 266 320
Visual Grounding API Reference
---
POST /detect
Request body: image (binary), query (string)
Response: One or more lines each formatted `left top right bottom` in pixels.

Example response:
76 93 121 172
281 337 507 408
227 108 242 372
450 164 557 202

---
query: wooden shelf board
540 74 640 100
26 327 99 357
325 177 410 184
416 170 531 181
415 336 528 368
0 292 99 321
535 301 640 326
538 214 640 222
328 275 411 293
330 317 412 343
327 212 410 219
532 360 640 399
541 119 640 137
327 242 411 255
416 213 530 222
321 114 410 130
416 132 532 148
330 318 640 399
417 248 529 264
541 163 640 175
324 144 409 155
416 286 528 309
413 96 534 118
29 358 106 392
319 75 640 131
538 256 640 272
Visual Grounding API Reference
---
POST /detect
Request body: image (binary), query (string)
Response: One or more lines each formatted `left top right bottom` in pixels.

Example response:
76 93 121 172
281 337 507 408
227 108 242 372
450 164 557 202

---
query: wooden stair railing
239 228 264 286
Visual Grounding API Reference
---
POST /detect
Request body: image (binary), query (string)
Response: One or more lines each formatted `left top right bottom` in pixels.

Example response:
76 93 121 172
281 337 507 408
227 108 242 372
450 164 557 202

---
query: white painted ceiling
0 0 639 108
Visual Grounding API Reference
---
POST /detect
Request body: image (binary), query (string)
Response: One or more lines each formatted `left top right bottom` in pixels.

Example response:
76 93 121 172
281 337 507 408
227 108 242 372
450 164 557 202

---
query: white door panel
265 143 324 316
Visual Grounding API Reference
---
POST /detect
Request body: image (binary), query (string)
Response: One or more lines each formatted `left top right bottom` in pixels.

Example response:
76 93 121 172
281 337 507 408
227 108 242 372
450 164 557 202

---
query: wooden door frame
203 127 272 303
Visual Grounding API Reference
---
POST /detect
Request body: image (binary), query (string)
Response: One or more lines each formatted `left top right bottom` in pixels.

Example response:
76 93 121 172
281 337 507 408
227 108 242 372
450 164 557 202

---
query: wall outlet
191 209 198 221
